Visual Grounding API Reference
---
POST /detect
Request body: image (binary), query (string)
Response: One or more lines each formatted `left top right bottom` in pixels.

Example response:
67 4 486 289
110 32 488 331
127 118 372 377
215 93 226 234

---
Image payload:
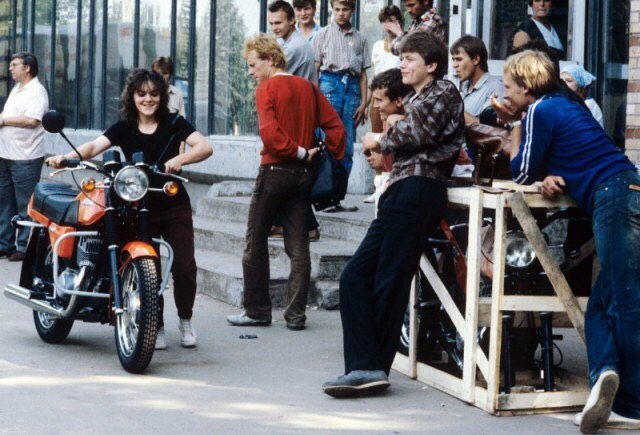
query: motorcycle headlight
113 166 149 202
505 231 536 268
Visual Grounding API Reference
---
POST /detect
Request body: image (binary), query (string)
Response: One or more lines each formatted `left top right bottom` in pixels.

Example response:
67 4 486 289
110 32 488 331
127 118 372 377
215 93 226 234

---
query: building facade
0 0 636 187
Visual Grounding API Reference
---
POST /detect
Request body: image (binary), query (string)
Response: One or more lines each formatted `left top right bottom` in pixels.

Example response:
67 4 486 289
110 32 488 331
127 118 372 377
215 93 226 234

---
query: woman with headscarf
560 64 604 127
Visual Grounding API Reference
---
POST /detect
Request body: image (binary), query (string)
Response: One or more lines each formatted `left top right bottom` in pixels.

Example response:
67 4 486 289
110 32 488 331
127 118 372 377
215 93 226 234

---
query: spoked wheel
114 258 159 374
32 245 74 343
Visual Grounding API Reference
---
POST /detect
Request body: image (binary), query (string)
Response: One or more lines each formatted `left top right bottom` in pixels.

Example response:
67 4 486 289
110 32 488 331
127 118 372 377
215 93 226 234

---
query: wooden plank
408 273 419 379
486 194 507 414
508 192 586 343
498 296 590 312
462 188 484 403
492 180 542 192
420 255 489 381
416 361 465 399
391 352 413 378
496 390 589 411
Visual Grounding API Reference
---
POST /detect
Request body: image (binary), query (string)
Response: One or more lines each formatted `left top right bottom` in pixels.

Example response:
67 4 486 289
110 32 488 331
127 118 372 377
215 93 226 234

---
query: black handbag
309 84 348 211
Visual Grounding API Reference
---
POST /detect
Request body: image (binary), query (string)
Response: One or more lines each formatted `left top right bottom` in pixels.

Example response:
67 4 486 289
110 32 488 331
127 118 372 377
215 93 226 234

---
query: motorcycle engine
76 237 103 269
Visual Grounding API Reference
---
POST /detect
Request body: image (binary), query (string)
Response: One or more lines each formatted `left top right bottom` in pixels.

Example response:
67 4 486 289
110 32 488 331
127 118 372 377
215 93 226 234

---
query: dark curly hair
120 68 170 126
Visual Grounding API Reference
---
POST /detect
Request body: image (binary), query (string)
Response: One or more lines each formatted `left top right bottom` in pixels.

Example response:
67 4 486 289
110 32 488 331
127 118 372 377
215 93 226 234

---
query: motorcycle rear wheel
32 244 74 343
114 258 159 374
33 311 74 344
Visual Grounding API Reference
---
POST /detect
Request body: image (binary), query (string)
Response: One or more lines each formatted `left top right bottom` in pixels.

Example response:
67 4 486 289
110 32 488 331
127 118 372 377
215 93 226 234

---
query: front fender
120 241 158 263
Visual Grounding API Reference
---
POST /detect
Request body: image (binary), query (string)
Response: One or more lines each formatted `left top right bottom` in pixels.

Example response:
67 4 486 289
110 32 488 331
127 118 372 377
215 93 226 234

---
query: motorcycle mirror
42 110 65 134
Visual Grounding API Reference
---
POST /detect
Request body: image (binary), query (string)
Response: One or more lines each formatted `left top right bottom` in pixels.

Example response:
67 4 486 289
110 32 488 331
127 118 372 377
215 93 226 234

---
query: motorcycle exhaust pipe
3 284 77 319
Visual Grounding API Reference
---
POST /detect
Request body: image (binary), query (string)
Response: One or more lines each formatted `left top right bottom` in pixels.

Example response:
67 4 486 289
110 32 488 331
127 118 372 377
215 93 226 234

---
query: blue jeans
319 71 361 176
587 170 640 419
0 157 44 253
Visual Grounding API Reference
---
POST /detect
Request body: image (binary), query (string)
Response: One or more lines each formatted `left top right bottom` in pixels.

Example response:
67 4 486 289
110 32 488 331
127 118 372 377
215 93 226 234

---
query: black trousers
339 176 447 374
242 161 313 324
150 202 198 327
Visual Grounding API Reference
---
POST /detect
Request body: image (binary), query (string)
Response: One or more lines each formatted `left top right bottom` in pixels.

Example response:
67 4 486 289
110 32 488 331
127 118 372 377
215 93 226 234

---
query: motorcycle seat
32 183 80 226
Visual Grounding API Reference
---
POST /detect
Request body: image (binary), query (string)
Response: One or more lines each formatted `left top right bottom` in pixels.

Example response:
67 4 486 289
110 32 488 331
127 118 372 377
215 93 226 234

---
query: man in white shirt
0 52 49 261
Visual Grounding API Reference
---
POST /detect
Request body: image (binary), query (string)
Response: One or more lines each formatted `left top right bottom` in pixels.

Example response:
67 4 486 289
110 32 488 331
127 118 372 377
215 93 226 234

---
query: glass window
193 0 210 134
0 0 14 105
92 0 104 128
138 0 171 70
359 0 385 62
33 0 53 94
489 0 569 60
105 0 134 127
174 0 190 119
214 0 260 136
77 0 91 128
54 0 78 127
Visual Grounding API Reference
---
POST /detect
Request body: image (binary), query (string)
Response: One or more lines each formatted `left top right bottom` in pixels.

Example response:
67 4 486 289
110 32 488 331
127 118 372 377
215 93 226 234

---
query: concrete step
196 194 374 243
192 249 339 310
192 215 357 281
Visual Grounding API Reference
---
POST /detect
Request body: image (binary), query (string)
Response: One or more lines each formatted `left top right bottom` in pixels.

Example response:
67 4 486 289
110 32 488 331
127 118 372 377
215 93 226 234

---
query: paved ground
0 259 600 434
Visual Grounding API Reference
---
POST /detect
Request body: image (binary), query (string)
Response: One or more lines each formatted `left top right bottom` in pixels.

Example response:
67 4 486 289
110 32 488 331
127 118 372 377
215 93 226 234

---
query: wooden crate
392 184 592 415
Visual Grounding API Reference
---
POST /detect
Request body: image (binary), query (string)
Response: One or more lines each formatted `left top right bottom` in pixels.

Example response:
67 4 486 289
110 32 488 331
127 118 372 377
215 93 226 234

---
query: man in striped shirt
313 0 369 212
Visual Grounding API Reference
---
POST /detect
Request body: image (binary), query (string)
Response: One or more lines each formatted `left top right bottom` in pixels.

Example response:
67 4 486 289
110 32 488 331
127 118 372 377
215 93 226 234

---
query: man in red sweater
227 34 346 330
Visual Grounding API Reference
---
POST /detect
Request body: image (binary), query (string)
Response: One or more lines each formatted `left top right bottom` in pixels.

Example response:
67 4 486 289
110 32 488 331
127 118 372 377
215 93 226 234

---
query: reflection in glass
33 0 53 95
105 0 134 127
0 0 11 105
138 0 171 71
214 0 260 136
193 0 210 134
92 0 104 128
54 0 78 127
175 0 190 119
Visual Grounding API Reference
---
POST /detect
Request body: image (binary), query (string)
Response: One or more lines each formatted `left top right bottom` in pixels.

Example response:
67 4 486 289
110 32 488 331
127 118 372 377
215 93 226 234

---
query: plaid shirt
391 8 446 55
379 79 465 186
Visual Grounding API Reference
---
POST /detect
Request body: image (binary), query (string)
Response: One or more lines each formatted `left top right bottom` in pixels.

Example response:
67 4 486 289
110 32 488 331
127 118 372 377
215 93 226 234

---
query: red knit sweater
256 74 346 165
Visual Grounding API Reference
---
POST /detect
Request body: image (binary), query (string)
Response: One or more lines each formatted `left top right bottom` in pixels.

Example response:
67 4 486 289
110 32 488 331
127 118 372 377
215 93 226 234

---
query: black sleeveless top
515 18 566 60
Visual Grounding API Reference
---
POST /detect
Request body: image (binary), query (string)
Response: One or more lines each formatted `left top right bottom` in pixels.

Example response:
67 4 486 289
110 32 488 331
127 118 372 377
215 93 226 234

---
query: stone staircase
191 182 374 310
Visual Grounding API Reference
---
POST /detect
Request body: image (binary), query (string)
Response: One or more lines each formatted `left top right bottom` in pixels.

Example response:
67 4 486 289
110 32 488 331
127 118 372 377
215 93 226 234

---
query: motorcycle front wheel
114 258 159 374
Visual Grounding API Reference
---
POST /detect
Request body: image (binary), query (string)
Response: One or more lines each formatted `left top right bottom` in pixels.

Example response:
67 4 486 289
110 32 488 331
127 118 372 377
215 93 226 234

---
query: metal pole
49 0 56 108
133 0 140 67
208 0 216 134
187 0 196 120
74 0 83 127
88 0 96 127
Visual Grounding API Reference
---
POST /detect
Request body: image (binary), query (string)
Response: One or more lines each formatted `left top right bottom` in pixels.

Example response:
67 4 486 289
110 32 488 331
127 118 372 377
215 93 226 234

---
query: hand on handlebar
46 155 67 169
163 156 183 174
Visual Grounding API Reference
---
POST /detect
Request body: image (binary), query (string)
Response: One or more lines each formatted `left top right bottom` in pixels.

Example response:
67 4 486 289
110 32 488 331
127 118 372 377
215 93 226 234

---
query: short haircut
243 34 288 70
378 5 404 27
509 39 560 79
503 50 560 98
330 0 356 9
293 0 316 8
151 56 174 76
400 31 448 79
370 68 413 100
450 35 489 73
268 0 295 20
11 52 38 77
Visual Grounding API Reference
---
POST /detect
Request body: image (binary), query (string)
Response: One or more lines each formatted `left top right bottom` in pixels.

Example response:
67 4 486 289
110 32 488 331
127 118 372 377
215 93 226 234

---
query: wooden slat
508 192 586 343
486 194 506 413
462 188 483 403
391 352 413 378
408 273 419 379
496 390 589 411
498 296 589 312
420 255 489 381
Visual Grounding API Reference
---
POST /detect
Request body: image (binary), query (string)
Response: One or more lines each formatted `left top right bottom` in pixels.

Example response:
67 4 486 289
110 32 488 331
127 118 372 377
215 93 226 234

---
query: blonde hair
503 50 559 98
243 34 287 70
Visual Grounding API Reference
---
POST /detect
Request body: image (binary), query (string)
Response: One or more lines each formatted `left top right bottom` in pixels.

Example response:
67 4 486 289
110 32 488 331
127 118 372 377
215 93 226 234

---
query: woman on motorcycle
47 68 213 350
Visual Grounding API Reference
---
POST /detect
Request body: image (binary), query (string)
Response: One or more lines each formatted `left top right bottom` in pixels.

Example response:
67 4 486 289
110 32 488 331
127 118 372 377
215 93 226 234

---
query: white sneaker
574 411 640 430
579 370 620 433
155 327 167 350
179 318 197 348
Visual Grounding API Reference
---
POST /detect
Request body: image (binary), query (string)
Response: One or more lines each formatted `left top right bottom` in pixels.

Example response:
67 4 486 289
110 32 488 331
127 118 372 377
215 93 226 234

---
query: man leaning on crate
493 49 640 433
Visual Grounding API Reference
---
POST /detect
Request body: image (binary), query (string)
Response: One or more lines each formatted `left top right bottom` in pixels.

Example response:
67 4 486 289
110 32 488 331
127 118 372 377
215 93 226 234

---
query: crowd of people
0 0 638 432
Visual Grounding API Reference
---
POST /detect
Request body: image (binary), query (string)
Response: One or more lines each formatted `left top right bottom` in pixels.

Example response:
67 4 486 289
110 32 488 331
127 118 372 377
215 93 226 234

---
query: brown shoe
309 228 320 242
8 251 25 262
268 226 284 239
